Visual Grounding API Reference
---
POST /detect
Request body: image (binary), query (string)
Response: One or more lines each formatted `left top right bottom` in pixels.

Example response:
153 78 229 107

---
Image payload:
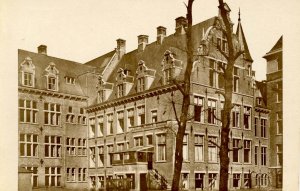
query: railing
112 152 151 165
148 169 169 189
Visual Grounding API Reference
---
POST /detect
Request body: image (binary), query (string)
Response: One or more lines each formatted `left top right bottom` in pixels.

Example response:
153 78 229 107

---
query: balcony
112 146 154 166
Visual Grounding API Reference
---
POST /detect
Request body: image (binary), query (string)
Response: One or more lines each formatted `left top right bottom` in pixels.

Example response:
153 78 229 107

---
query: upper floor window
232 138 240 163
127 108 134 128
19 99 38 123
44 103 61 126
19 134 38 157
276 81 282 102
20 57 35 87
137 77 145 92
66 106 75 124
217 32 228 53
233 67 239 93
78 108 86 125
207 99 216 124
256 97 262 106
209 59 216 87
194 96 204 122
243 106 251 130
208 136 218 162
261 118 267 138
44 135 61 158
117 111 124 133
232 105 240 128
65 76 75 85
137 106 145 126
156 134 166 161
45 62 59 91
117 84 125 98
136 60 156 91
151 110 158 123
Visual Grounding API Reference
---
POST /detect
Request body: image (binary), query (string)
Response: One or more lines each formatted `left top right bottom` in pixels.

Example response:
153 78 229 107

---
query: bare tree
170 0 244 191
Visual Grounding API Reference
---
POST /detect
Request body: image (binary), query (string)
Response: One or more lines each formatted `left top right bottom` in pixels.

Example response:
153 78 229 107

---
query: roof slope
267 36 282 54
84 50 116 73
236 21 253 62
18 49 96 96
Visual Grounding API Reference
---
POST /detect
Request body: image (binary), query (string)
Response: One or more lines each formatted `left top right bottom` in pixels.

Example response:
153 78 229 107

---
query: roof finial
238 7 241 22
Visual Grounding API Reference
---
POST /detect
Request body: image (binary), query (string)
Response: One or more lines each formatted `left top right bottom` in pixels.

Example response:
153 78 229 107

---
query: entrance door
140 173 147 191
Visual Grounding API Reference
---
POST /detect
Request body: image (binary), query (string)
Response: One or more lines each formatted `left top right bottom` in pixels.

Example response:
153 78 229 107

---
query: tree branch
207 139 221 149
215 90 226 98
216 46 229 60
234 50 245 61
172 79 185 95
171 100 180 126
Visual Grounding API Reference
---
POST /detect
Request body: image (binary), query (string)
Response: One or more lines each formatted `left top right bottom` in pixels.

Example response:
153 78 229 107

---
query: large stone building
264 36 283 188
18 5 274 191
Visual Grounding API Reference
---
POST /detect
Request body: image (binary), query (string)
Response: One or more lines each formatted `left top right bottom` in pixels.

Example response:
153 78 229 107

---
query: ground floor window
98 176 104 188
244 173 250 188
195 173 204 189
208 173 217 189
25 166 38 187
126 174 135 189
45 167 61 187
90 176 96 188
233 173 240 188
181 173 189 189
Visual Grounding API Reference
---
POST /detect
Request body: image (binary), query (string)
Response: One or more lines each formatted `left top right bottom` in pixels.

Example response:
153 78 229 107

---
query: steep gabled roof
236 20 253 62
84 50 116 74
263 36 282 58
18 49 96 96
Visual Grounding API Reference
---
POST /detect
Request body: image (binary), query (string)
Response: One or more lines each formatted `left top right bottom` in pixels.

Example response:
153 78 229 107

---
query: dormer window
116 68 134 98
217 33 228 53
136 60 156 92
96 75 113 104
65 76 75 85
45 62 59 91
20 57 35 87
137 77 145 92
161 50 183 85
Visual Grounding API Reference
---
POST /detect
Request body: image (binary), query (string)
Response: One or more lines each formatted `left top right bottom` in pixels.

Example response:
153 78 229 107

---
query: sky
1 0 300 190
0 0 288 81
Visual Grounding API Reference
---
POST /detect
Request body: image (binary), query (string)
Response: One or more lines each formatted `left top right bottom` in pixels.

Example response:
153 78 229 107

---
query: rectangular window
208 173 217 189
233 173 240 188
276 81 282 102
78 108 86 125
65 76 75 84
261 118 267 138
254 146 258 165
107 114 113 135
89 118 96 138
115 143 124 161
23 72 34 87
232 105 240 128
147 135 153 145
234 76 239 93
181 173 189 189
97 116 104 137
195 173 204 189
254 117 258 136
66 106 75 124
98 146 104 167
107 144 114 166
66 137 76 156
66 168 76 182
194 135 204 162
77 138 87 156
208 136 218 162
137 77 145 92
209 59 215 87
244 173 250 188
207 99 216 124
156 134 166 161
19 99 38 123
45 167 61 187
44 136 61 158
183 134 188 161
78 168 87 182
261 146 267 166
25 166 38 187
19 134 38 157
48 77 57 91
276 112 283 134
194 96 204 122
98 176 105 188
117 111 124 133
151 110 158 123
44 103 61 126
277 144 283 166
243 106 251 129
137 106 145 126
134 136 143 147
89 147 96 168
244 140 251 163
98 90 105 103
117 84 124 97
232 139 240 163
127 108 134 128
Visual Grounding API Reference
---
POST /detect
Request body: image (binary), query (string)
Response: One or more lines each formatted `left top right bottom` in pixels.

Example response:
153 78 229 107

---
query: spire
236 15 253 62
238 8 241 22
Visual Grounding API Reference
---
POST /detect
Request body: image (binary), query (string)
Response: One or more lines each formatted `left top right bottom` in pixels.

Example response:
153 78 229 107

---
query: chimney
157 26 166 45
175 16 187 35
137 35 148 52
38 45 47 55
116 39 126 59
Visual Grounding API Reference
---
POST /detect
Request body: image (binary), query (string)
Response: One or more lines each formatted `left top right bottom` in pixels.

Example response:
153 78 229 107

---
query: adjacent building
18 5 275 191
264 36 283 188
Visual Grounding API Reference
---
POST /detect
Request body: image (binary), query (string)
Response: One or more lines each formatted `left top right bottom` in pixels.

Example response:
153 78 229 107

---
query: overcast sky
0 0 288 80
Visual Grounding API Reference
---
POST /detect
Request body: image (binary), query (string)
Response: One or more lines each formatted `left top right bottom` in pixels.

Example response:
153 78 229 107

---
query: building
85 7 270 191
18 5 272 191
264 36 283 188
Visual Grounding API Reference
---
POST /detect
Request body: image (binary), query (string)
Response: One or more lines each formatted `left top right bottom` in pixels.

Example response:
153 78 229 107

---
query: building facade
18 6 274 191
264 36 283 188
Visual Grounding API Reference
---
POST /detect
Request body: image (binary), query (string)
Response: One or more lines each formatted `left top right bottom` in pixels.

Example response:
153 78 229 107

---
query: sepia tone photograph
0 0 299 191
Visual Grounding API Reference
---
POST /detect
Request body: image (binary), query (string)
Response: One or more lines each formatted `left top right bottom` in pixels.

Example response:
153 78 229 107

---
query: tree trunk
171 1 194 191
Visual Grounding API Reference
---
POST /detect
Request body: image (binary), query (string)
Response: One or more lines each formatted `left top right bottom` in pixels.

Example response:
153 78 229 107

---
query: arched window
255 174 260 187
20 57 35 87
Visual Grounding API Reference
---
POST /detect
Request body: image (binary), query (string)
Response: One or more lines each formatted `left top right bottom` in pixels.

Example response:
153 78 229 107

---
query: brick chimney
137 35 148 52
175 16 187 35
157 26 166 45
116 39 126 59
38 45 47 55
